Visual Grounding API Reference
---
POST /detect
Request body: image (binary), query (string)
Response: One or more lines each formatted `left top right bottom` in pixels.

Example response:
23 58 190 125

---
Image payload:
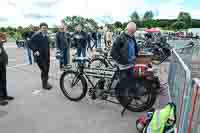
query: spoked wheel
152 48 171 65
116 79 157 112
60 70 87 101
89 58 108 69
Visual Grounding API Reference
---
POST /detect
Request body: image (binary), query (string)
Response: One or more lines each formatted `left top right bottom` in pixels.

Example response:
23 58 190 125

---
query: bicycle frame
74 64 118 94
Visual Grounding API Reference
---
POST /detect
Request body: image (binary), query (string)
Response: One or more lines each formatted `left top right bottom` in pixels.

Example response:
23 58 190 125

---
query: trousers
36 60 50 84
0 66 7 97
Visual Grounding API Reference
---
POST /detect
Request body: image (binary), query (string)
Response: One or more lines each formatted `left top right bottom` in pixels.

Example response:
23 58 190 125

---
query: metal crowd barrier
187 78 200 133
168 48 192 133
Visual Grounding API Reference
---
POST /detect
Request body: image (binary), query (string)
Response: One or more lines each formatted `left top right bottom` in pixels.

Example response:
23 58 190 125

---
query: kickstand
121 98 133 117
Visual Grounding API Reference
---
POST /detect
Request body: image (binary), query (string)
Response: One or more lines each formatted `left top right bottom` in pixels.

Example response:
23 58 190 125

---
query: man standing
29 23 52 90
87 32 92 51
111 22 139 95
72 25 87 63
106 29 112 48
0 33 14 106
97 31 102 48
56 25 71 69
24 26 35 65
92 31 98 49
111 22 138 66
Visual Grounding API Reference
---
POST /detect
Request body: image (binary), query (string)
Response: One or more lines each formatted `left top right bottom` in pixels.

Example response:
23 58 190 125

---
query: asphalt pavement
0 42 143 133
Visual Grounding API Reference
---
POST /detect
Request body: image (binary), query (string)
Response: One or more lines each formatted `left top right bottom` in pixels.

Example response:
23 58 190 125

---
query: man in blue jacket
29 23 52 90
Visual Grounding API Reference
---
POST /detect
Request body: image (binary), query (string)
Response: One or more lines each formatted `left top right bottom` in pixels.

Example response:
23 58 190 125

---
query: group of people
0 21 139 106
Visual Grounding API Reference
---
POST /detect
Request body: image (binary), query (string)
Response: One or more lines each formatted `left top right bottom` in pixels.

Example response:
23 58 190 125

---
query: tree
113 21 123 29
143 19 158 28
177 12 192 29
0 27 6 32
171 21 186 31
130 11 140 21
63 16 98 32
143 11 154 20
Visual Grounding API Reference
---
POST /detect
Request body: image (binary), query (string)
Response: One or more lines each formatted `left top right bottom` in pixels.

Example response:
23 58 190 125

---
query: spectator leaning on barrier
56 25 71 69
29 22 52 90
0 33 14 106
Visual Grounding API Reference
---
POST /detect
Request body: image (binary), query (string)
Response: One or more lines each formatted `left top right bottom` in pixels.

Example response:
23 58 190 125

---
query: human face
76 25 81 32
127 27 136 37
59 27 64 32
40 26 48 33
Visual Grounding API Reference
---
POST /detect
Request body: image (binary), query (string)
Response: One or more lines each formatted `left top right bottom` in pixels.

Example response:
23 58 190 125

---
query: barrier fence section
168 48 192 133
187 79 200 133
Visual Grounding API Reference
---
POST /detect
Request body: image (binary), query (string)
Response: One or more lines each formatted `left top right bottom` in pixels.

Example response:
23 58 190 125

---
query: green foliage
130 11 140 21
63 16 98 32
143 11 154 20
113 21 123 29
177 12 192 29
171 21 187 31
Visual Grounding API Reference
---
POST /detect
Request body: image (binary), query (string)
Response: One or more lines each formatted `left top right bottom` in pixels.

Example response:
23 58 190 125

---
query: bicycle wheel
116 78 157 112
60 70 87 101
89 58 109 68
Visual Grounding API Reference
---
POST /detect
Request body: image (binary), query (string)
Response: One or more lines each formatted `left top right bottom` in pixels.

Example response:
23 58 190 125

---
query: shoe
43 83 52 90
0 100 8 106
3 96 14 101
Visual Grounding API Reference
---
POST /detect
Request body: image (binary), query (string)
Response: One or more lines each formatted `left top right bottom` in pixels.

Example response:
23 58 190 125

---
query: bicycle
88 48 114 69
60 57 160 113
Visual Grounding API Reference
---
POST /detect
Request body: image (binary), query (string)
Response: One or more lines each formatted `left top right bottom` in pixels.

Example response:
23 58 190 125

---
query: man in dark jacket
111 22 139 96
111 22 138 65
72 25 87 63
56 25 71 69
0 33 14 106
87 32 92 51
29 23 52 90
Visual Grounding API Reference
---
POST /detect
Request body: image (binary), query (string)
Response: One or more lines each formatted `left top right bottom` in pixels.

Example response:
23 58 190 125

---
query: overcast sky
0 0 199 27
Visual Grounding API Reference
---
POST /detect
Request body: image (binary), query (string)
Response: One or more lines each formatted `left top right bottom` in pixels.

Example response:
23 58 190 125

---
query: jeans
77 47 86 64
26 46 32 64
60 48 68 66
87 40 92 50
98 38 101 48
92 40 98 49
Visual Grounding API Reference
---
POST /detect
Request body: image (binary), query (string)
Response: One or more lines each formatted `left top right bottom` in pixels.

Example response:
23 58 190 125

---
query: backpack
136 103 177 133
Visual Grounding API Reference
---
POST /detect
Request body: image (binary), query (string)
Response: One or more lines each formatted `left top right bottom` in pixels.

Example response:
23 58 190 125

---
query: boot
0 97 8 106
42 80 52 90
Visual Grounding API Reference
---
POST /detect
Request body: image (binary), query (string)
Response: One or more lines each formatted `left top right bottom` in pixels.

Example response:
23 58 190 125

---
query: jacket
56 32 71 50
72 31 87 49
111 32 138 65
106 32 112 41
0 44 8 69
29 32 50 62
